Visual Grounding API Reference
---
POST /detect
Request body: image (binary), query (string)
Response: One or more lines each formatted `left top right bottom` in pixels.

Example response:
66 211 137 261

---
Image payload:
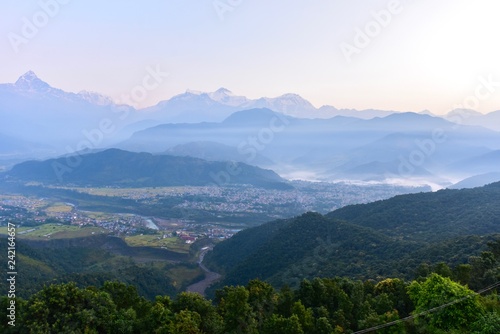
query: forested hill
5 148 290 189
205 213 409 286
205 182 500 290
326 181 500 242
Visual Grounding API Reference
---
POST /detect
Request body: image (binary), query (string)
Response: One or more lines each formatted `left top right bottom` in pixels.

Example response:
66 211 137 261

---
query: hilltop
205 182 500 289
5 148 291 189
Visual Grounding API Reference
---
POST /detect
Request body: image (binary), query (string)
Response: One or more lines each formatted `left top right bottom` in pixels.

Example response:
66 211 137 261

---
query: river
144 218 159 230
186 246 221 296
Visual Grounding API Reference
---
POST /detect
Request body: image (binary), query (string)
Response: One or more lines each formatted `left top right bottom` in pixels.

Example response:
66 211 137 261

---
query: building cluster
1 182 418 243
1 196 240 243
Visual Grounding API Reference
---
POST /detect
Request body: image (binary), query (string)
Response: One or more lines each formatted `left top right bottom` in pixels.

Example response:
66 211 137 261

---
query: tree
453 264 472 285
470 251 498 288
173 292 223 334
262 314 304 334
22 282 122 333
433 262 453 278
246 279 276 330
142 296 174 333
216 286 258 334
314 316 334 334
101 281 141 310
414 263 431 279
276 285 295 317
407 273 484 332
1 296 25 334
291 301 314 333
470 312 500 334
486 239 500 259
358 310 403 334
169 310 202 334
374 278 412 317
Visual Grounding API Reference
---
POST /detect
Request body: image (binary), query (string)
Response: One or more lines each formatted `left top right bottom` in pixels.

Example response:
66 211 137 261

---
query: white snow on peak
78 90 114 106
209 87 249 107
185 89 204 95
15 71 51 91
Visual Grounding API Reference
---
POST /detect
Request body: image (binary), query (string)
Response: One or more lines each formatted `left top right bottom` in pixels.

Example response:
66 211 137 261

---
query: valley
3 1 500 331
0 171 432 300
0 178 426 247
3 178 499 332
0 69 499 332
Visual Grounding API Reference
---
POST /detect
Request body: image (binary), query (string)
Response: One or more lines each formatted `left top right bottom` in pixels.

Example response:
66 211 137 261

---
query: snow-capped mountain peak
78 90 114 106
208 87 249 107
14 71 51 92
249 93 317 115
211 87 233 96
185 89 204 95
273 93 316 107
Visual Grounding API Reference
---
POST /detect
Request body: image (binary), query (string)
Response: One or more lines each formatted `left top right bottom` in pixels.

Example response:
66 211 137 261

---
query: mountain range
0 72 393 160
118 109 500 188
165 141 274 167
0 71 137 158
2 72 500 188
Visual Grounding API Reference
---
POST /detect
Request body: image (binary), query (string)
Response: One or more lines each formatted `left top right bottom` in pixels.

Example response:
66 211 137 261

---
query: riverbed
186 247 221 296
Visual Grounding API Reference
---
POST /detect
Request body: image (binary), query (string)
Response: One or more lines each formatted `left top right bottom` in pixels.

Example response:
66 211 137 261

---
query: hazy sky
1 0 500 114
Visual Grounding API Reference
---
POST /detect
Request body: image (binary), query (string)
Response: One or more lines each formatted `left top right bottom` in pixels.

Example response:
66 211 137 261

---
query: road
186 246 221 296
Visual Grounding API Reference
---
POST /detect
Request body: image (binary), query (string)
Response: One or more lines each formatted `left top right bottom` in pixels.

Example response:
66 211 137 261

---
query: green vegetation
205 213 499 292
125 234 190 253
206 182 500 290
2 273 499 333
44 202 73 213
326 181 500 242
6 148 290 189
1 175 499 332
166 264 204 290
0 235 194 300
408 273 484 332
0 223 106 240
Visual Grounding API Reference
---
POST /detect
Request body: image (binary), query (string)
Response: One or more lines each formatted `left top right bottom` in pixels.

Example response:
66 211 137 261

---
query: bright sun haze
0 0 499 114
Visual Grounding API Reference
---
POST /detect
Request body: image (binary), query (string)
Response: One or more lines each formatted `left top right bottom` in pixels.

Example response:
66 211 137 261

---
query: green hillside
205 182 500 290
0 235 199 300
326 181 500 242
5 148 291 189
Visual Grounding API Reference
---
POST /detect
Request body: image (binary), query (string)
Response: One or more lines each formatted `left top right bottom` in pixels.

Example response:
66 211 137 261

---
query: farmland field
0 223 107 239
124 234 191 253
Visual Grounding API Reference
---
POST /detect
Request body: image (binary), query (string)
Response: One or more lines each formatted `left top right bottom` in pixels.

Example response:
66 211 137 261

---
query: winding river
186 246 221 296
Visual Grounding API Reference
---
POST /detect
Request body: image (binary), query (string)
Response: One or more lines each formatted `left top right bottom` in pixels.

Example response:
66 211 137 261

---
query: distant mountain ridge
4 71 500 126
165 141 274 167
120 109 500 187
449 172 500 189
2 72 500 189
0 72 397 160
445 108 500 131
0 72 138 157
4 148 291 189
